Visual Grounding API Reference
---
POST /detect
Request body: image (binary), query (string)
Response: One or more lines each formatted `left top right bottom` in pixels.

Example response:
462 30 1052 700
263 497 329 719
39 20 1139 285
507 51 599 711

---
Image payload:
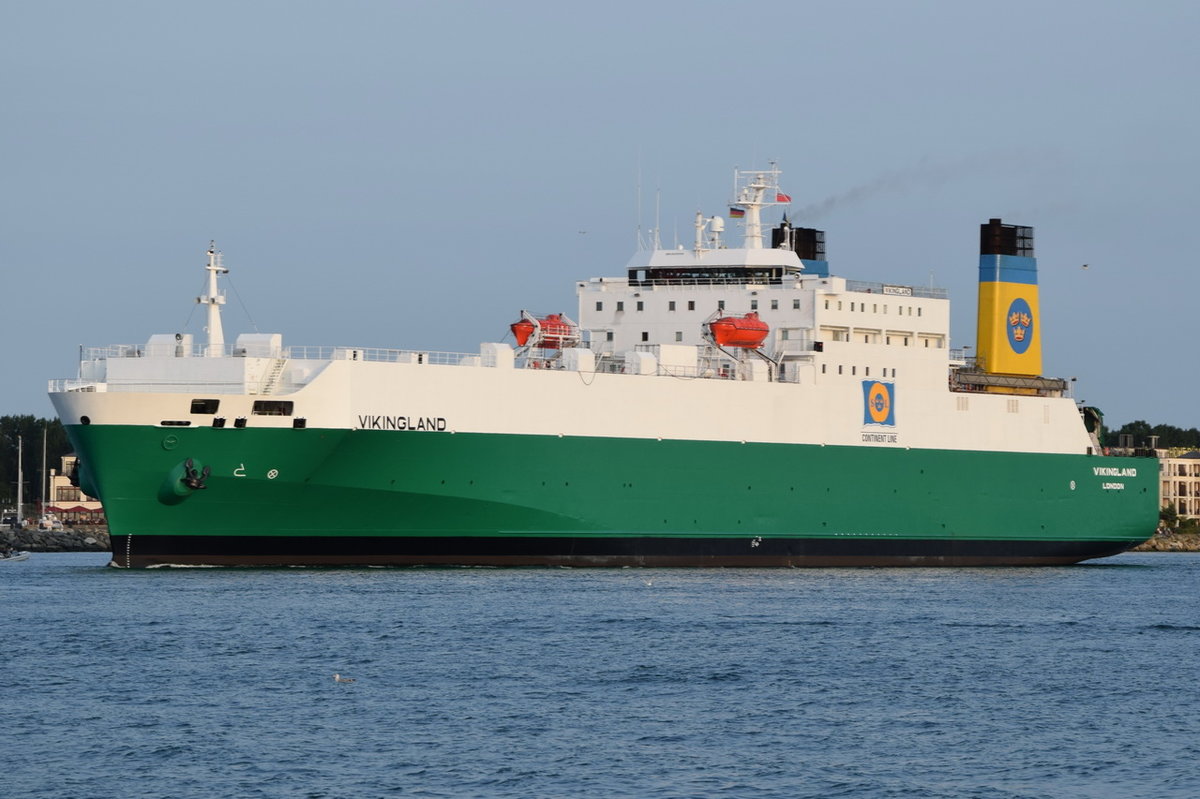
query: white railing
62 342 800 391
845 280 948 300
48 379 97 393
81 343 479 365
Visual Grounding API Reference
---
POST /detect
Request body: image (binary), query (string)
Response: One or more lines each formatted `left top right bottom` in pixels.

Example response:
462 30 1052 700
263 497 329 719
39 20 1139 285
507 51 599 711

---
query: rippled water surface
6 552 1200 798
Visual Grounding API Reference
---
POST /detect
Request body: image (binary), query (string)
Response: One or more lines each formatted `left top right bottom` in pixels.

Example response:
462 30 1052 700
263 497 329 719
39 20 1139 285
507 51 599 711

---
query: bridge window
190 398 220 414
252 400 294 416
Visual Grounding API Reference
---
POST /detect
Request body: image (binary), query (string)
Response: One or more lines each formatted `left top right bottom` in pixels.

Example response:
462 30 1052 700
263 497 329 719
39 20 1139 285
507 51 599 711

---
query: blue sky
3 0 1197 427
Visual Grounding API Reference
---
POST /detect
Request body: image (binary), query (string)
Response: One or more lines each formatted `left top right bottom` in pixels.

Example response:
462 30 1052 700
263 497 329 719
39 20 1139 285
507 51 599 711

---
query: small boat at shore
1 551 30 562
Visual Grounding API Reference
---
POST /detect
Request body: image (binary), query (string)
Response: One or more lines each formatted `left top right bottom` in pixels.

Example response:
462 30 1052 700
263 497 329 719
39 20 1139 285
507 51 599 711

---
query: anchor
181 458 211 490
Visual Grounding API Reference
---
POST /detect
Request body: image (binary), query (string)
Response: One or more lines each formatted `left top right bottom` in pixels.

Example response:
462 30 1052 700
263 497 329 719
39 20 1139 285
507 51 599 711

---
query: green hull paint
68 424 1158 549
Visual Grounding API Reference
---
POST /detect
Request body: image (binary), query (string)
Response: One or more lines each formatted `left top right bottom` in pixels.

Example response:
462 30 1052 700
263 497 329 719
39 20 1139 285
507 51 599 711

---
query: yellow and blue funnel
976 218 1041 377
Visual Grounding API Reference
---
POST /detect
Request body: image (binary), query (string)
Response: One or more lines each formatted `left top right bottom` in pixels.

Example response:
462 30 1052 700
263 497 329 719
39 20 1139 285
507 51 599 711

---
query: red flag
776 192 792 203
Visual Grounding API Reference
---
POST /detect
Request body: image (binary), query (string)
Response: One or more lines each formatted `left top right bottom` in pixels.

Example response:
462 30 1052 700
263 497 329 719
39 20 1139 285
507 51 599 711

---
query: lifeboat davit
708 312 769 348
510 313 577 349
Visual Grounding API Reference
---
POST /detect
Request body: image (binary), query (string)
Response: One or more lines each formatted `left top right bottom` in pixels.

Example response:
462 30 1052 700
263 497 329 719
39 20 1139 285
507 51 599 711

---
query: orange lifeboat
510 313 578 349
708 312 769 348
511 318 536 347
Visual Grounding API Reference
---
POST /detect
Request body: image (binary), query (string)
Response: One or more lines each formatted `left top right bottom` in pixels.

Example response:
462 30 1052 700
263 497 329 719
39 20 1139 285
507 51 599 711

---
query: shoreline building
1159 450 1200 521
46 454 106 526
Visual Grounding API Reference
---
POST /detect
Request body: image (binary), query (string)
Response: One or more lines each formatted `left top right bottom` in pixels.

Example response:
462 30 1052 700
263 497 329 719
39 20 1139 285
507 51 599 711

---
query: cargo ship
48 167 1158 567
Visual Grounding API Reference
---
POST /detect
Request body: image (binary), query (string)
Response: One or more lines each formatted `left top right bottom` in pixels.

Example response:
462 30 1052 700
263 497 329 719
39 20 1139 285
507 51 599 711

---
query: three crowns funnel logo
862 381 895 426
1006 297 1034 355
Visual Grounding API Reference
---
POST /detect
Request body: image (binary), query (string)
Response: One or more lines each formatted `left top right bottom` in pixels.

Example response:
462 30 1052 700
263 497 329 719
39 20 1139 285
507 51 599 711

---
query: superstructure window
252 400 294 416
669 301 676 311
794 299 801 310
641 332 649 342
751 300 758 310
771 300 779 310
675 331 682 342
616 301 624 311
718 300 725 310
596 301 603 311
687 300 695 311
636 301 644 311
190 398 220 414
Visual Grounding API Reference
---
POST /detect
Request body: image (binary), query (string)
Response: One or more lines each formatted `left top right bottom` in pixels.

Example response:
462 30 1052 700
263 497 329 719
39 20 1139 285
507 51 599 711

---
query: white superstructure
50 168 1092 459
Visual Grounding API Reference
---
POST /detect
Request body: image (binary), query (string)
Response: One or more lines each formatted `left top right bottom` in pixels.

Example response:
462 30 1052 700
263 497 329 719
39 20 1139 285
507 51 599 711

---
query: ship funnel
771 222 829 277
975 218 1041 379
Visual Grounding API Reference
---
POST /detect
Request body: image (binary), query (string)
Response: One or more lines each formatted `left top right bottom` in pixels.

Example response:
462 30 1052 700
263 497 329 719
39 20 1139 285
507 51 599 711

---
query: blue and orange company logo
1006 297 1034 354
862 381 895 426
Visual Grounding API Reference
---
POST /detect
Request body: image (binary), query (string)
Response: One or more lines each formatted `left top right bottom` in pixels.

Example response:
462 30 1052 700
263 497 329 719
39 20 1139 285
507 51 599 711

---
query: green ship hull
68 424 1158 568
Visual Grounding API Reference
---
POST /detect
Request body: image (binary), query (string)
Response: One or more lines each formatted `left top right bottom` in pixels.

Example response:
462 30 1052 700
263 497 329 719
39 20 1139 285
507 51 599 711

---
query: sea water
5 552 1200 799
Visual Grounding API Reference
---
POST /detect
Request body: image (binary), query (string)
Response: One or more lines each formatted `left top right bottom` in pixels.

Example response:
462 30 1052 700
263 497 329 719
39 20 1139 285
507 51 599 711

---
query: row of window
820 365 898 378
597 299 804 313
190 398 294 416
595 297 923 316
826 299 923 316
823 328 944 348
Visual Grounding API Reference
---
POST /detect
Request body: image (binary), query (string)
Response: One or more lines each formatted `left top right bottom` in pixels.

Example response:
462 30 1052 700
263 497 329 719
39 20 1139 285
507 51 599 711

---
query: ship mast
198 241 229 357
732 164 788 250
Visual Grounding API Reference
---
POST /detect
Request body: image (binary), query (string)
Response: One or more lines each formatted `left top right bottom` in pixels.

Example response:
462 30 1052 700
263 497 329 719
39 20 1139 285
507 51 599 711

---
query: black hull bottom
108 534 1146 568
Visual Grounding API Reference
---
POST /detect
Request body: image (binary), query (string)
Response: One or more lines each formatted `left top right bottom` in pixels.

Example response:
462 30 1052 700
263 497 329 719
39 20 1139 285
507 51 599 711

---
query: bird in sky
333 673 356 683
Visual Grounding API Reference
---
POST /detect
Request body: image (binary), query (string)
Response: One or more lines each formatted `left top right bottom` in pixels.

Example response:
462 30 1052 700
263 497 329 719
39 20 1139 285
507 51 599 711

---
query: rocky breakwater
1132 531 1200 552
3 526 110 553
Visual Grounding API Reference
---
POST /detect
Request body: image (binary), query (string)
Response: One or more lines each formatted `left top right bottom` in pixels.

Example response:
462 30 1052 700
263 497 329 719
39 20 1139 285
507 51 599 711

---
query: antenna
635 155 643 250
654 187 662 249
